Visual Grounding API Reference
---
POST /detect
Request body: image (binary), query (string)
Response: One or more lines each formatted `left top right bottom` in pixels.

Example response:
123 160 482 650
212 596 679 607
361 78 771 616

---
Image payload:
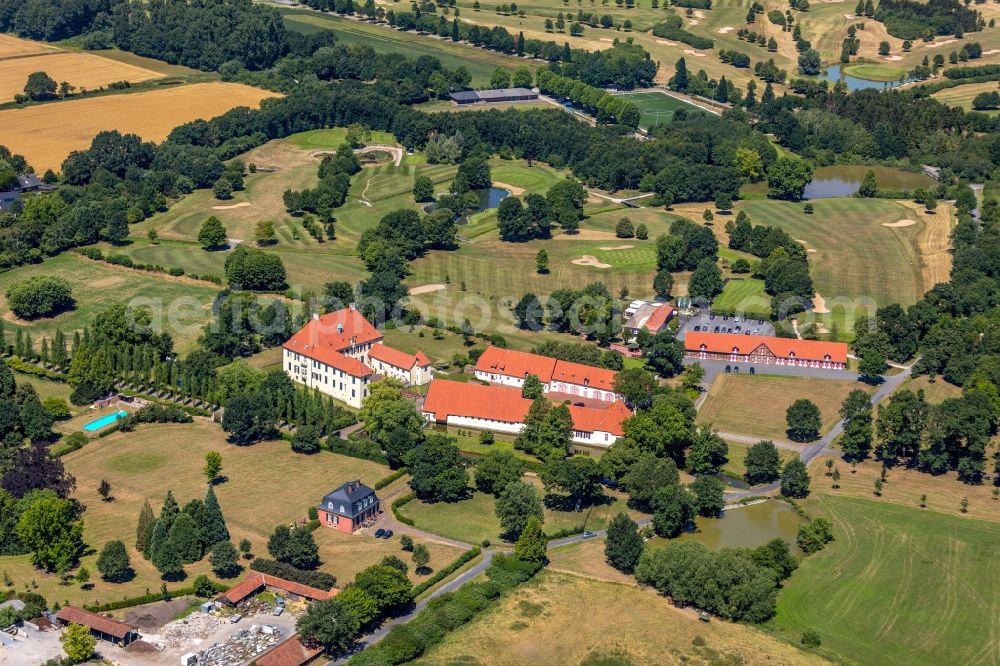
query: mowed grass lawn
772 495 1000 666
401 480 646 545
0 420 393 608
697 374 873 441
712 278 771 318
721 439 797 481
932 80 1000 112
615 91 706 130
418 571 825 666
734 198 939 307
0 253 222 354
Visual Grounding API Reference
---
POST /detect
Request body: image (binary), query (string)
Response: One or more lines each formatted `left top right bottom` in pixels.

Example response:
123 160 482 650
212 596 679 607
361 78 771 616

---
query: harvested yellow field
0 82 277 171
0 33 59 58
0 51 161 102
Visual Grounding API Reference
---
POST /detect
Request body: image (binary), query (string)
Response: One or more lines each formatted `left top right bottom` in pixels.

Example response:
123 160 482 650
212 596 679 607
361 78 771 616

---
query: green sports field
773 494 1000 666
615 91 707 130
712 278 771 318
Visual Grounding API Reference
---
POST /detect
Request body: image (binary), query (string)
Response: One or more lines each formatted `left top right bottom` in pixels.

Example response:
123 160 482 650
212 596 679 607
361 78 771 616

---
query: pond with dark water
743 165 935 199
650 499 806 553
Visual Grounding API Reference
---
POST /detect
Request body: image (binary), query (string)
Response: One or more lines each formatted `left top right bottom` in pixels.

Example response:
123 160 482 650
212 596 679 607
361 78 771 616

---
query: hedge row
374 468 407 490
249 559 337 590
4 356 66 381
391 492 417 527
83 579 228 612
348 555 542 666
325 436 388 465
410 547 482 599
75 247 223 284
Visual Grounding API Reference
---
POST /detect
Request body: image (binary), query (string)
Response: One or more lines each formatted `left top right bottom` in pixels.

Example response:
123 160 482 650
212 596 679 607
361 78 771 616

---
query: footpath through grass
772 494 1000 666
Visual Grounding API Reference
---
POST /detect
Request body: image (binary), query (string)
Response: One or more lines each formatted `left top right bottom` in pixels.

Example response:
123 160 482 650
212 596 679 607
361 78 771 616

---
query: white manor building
473 346 622 403
283 306 432 408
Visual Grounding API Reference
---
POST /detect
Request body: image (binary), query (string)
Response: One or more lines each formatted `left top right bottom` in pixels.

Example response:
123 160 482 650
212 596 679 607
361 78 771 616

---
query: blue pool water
83 410 127 432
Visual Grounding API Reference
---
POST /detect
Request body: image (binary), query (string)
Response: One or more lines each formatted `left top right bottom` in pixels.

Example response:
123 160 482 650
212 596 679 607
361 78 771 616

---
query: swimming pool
83 410 128 432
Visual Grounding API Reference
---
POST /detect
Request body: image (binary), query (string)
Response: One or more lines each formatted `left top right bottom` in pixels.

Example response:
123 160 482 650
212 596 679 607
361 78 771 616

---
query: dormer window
789 351 796 358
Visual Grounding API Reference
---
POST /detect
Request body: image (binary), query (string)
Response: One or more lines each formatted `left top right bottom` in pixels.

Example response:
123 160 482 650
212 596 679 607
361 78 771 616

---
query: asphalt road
329 549 497 665
328 362 916 663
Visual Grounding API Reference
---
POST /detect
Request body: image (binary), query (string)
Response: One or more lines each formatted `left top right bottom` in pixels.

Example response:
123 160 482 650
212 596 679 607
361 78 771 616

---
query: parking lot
676 312 775 341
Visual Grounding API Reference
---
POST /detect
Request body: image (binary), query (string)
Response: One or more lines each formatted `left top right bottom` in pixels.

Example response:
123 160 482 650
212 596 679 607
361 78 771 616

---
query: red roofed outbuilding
218 572 337 606
685 332 848 369
255 634 323 666
474 347 621 403
55 606 138 645
421 379 631 448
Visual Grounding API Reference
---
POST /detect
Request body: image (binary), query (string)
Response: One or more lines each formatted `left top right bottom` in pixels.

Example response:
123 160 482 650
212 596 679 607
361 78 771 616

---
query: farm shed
55 606 138 646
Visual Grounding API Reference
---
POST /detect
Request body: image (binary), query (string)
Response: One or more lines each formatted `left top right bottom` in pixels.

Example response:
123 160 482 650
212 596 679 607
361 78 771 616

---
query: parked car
230 614 242 624
733 366 740 373
573 401 585 407
374 528 386 539
272 606 284 616
750 367 755 374
383 529 394 539
582 531 597 539
694 325 701 331
744 331 751 336
713 326 720 333
725 365 731 373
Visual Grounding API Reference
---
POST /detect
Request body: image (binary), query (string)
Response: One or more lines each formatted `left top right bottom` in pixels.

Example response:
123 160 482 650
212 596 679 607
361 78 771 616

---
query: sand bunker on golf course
684 49 707 57
409 283 447 295
212 202 251 210
573 255 612 268
882 219 916 228
599 244 633 250
812 293 830 314
718 26 734 34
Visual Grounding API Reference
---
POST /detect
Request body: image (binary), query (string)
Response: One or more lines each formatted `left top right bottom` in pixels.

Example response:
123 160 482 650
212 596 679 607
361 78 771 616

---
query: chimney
337 324 344 334
349 302 356 311
312 312 319 321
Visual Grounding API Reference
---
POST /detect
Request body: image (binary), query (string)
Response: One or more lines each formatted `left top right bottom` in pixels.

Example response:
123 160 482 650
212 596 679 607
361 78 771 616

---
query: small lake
649 499 805 552
427 187 509 222
822 64 917 92
742 165 935 199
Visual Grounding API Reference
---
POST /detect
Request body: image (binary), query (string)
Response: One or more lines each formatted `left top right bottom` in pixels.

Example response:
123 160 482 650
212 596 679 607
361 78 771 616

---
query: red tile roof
551 360 618 392
567 401 632 436
644 305 674 332
423 380 530 424
475 347 557 382
256 635 323 666
368 343 430 370
422 380 630 434
475 347 619 392
283 307 382 377
220 572 337 605
56 607 134 639
685 332 848 364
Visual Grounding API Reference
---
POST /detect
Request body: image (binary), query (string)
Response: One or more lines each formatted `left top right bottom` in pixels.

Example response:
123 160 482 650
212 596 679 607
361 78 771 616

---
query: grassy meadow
772 494 1000 666
697 374 873 440
0 420 468 608
400 479 646 545
0 253 222 354
418 571 826 665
